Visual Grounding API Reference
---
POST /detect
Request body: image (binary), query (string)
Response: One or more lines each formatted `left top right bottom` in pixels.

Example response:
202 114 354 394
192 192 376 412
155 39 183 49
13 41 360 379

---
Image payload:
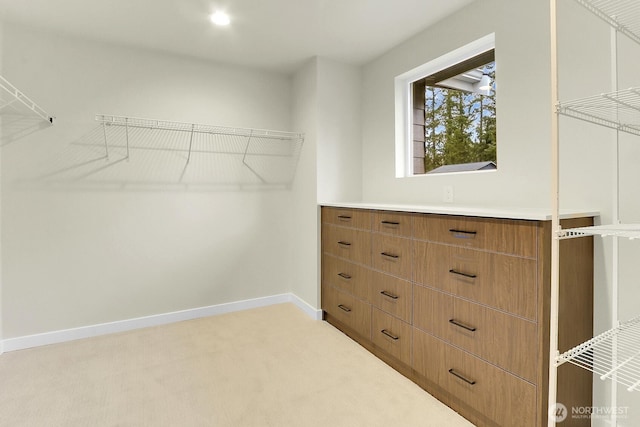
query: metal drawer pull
449 319 477 332
449 229 477 236
338 304 351 312
337 215 352 220
381 252 399 259
338 272 352 280
381 329 399 340
449 369 476 385
449 269 477 279
381 220 400 225
337 241 351 247
380 290 399 300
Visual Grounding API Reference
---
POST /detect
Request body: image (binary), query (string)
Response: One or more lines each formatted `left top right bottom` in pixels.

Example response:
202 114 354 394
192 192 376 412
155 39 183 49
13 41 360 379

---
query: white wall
316 58 362 203
291 57 362 309
0 25 362 342
361 0 553 208
0 24 297 338
0 19 3 354
291 59 320 308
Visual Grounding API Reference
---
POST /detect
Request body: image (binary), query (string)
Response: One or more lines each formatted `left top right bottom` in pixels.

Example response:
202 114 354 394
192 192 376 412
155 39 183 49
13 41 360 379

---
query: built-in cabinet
321 205 595 427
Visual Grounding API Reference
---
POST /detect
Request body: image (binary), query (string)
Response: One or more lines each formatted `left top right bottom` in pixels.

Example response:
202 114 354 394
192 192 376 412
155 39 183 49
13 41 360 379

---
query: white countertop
319 201 599 221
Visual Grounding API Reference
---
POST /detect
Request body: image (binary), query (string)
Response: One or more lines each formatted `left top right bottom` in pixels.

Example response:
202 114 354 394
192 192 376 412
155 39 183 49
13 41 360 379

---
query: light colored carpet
0 303 474 426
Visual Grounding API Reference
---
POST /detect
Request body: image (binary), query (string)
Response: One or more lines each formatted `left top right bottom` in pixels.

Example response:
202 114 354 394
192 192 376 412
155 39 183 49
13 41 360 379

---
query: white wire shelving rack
561 224 640 240
94 114 304 187
558 315 640 392
0 74 54 124
556 88 640 137
573 0 640 45
549 0 640 425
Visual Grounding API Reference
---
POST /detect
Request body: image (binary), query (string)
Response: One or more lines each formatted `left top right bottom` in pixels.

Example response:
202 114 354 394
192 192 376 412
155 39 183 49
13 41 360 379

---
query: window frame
394 33 496 177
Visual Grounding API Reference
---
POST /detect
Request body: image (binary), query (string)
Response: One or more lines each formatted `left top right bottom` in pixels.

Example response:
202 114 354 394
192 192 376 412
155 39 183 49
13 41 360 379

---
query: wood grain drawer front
322 224 371 266
371 234 411 279
369 271 412 323
322 207 371 230
372 308 412 366
323 285 371 339
413 329 536 427
413 285 538 383
413 241 537 320
323 254 370 302
372 211 412 237
413 214 538 258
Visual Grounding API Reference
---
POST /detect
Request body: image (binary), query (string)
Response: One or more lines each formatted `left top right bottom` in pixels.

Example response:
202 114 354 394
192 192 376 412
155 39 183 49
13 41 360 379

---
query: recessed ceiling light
210 11 230 26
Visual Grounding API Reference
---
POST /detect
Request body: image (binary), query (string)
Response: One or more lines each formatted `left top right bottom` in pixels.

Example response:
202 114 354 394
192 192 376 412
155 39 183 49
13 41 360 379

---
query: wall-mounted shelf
93 114 304 188
574 0 640 45
561 224 640 240
556 88 640 137
0 74 54 124
95 115 303 142
558 315 640 392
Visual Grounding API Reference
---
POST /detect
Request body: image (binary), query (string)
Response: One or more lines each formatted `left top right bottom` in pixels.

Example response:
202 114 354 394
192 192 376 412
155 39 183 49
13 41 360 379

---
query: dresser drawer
322 285 371 339
371 233 411 279
413 241 537 320
322 207 371 230
322 224 371 266
413 214 538 258
413 285 537 383
372 211 412 237
371 308 412 366
323 254 370 302
413 329 536 427
370 271 412 323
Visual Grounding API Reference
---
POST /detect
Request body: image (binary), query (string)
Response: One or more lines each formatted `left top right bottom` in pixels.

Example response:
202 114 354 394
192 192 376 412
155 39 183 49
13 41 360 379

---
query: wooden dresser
321 205 594 427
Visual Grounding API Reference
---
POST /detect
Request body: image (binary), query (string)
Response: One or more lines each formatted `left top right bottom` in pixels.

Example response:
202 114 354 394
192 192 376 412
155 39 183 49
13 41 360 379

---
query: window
413 54 496 174
394 34 496 177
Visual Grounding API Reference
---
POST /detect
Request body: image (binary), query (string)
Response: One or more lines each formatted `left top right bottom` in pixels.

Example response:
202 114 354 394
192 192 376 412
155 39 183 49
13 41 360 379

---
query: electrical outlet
443 185 454 203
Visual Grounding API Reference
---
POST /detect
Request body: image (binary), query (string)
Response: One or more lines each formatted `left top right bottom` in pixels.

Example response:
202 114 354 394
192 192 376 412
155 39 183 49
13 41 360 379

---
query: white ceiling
0 0 475 73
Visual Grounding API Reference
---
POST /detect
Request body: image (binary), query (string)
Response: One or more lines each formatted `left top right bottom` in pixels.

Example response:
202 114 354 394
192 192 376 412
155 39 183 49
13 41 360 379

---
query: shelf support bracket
125 118 130 161
102 121 110 160
186 124 195 164
242 131 267 184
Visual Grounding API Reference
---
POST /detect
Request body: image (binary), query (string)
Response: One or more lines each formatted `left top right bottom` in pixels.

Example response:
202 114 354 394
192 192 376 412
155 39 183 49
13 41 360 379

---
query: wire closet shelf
557 0 640 137
0 74 54 124
557 315 640 392
96 114 303 140
561 224 640 240
550 0 640 396
556 2 640 243
95 114 305 187
574 0 640 45
556 87 640 137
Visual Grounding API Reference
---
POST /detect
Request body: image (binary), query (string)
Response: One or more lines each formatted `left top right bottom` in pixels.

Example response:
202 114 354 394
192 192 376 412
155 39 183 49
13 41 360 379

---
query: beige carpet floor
0 303 474 426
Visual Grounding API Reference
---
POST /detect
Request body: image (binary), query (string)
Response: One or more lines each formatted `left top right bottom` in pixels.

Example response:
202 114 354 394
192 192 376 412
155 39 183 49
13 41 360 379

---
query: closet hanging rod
95 114 304 141
0 75 54 124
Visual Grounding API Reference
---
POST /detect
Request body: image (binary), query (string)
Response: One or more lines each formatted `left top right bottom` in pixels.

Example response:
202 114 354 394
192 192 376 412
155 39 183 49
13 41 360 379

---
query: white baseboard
1 293 320 353
290 293 323 320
